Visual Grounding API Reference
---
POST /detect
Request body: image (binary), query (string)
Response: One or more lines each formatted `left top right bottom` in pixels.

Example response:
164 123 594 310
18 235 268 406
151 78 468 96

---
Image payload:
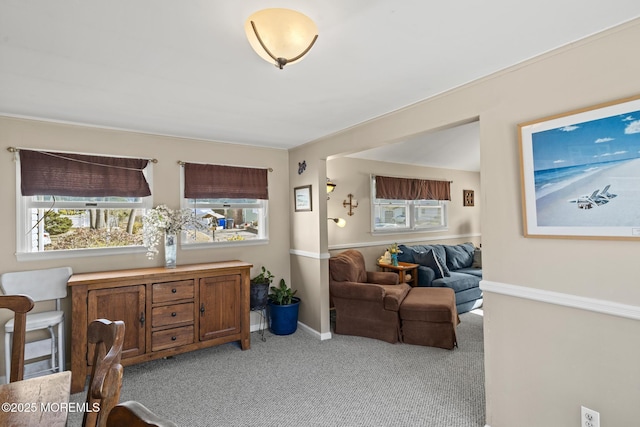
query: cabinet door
88 285 146 361
199 275 241 341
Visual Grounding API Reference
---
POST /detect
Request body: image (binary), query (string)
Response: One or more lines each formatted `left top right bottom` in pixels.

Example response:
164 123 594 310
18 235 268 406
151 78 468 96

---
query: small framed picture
294 185 312 212
463 190 475 207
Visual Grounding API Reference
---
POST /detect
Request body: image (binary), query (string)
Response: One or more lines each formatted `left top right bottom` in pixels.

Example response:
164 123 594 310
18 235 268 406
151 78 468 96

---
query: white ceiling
347 120 481 172
1 1 639 170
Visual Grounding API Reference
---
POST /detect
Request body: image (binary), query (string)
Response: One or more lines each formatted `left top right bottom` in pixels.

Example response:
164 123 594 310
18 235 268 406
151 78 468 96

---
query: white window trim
181 238 269 251
179 167 269 248
370 175 449 235
15 246 148 262
14 151 153 259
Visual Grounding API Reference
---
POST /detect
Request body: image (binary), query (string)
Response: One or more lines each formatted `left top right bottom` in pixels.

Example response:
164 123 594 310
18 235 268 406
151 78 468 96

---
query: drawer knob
171 336 177 341
171 312 177 317
172 288 177 293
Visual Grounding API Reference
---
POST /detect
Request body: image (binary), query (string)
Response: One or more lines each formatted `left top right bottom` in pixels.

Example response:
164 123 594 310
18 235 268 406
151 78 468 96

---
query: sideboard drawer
151 326 194 351
152 302 194 328
152 280 194 303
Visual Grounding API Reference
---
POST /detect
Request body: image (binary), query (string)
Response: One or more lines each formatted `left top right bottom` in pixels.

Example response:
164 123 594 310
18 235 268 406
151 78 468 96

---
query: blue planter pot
268 297 301 335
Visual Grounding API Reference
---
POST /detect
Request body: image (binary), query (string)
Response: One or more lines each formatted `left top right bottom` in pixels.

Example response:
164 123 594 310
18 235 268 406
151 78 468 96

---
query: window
181 162 269 245
16 150 153 255
371 175 449 233
182 198 268 244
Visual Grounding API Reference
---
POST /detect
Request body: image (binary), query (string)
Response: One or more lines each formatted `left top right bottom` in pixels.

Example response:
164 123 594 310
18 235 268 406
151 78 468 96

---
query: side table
377 261 419 287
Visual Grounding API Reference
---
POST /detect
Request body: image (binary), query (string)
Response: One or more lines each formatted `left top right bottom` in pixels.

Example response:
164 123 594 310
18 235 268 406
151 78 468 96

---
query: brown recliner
329 250 411 343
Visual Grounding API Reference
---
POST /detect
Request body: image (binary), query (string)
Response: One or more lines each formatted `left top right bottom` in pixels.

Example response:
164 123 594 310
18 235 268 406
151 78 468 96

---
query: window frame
179 168 269 249
370 175 448 235
15 151 153 260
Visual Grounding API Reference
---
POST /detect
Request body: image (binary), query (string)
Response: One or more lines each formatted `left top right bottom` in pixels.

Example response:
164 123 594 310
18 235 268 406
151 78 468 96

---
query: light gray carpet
68 311 485 426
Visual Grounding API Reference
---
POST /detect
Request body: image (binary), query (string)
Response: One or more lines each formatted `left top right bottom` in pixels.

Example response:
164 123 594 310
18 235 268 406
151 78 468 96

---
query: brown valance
375 175 451 201
19 150 151 197
184 163 268 199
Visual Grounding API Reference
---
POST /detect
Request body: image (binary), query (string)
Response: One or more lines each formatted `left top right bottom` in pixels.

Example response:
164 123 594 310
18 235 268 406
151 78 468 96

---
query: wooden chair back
107 400 178 427
82 319 125 427
0 295 34 382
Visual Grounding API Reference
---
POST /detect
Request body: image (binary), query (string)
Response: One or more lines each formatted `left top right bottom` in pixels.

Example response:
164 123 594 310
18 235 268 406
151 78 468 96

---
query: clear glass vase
164 232 177 268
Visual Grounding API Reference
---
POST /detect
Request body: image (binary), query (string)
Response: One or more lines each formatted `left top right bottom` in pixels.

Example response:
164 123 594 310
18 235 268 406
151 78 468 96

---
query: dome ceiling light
245 8 318 70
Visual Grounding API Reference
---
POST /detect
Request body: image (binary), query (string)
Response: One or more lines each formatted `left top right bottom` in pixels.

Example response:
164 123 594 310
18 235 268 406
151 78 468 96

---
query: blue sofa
397 242 483 314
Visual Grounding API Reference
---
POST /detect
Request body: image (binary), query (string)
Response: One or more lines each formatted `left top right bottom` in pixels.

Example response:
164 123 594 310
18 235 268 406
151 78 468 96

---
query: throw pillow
397 245 414 263
472 247 482 268
414 249 450 279
444 243 475 270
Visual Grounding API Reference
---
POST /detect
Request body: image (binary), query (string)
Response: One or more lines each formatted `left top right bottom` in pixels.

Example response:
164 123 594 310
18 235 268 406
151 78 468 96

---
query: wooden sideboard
67 261 252 393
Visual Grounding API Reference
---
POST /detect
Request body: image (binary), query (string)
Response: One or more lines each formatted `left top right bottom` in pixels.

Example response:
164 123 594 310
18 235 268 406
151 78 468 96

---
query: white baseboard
297 321 332 340
250 323 265 333
250 319 332 340
480 280 640 321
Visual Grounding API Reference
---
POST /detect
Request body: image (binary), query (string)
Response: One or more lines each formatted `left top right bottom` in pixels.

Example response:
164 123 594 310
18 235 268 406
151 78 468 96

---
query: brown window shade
184 163 268 199
19 150 151 197
375 175 451 201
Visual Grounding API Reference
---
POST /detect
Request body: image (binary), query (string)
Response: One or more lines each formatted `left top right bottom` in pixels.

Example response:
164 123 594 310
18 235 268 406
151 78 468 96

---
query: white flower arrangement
142 205 207 259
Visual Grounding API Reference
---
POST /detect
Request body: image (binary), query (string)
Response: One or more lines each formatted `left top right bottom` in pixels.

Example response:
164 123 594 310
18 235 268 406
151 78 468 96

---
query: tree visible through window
16 150 153 254
40 207 145 251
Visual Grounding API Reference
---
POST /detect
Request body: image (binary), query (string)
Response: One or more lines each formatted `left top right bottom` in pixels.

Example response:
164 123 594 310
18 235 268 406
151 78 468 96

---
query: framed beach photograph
519 94 640 240
294 185 312 212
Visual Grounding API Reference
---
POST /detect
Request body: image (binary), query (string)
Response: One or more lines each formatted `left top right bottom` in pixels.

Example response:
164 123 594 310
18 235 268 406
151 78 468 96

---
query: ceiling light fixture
245 8 318 69
328 217 347 228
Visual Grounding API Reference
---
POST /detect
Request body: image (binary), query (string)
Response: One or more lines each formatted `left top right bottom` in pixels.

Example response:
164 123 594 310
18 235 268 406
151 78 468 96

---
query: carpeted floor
68 310 485 426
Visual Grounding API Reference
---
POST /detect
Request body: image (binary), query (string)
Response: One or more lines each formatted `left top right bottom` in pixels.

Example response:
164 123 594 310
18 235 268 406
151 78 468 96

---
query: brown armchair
329 250 411 343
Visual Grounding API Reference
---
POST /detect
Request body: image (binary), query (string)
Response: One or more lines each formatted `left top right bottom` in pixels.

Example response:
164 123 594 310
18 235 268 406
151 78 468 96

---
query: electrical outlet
581 406 600 427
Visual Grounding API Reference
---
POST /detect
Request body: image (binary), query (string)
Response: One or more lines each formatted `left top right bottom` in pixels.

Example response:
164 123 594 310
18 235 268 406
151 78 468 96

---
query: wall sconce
245 8 318 70
326 178 336 194
326 178 336 199
328 217 346 228
343 194 358 216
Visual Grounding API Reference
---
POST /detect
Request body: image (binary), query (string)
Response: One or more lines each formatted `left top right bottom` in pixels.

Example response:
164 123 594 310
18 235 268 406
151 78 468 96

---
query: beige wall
0 117 292 377
287 156 329 334
327 156 481 270
291 18 640 427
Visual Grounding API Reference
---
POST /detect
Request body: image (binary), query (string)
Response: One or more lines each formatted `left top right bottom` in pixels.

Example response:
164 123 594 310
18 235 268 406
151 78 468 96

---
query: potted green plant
267 279 301 335
250 266 274 309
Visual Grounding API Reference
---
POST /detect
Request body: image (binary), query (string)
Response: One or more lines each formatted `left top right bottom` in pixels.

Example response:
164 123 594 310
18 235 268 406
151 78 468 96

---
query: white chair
1 267 72 383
